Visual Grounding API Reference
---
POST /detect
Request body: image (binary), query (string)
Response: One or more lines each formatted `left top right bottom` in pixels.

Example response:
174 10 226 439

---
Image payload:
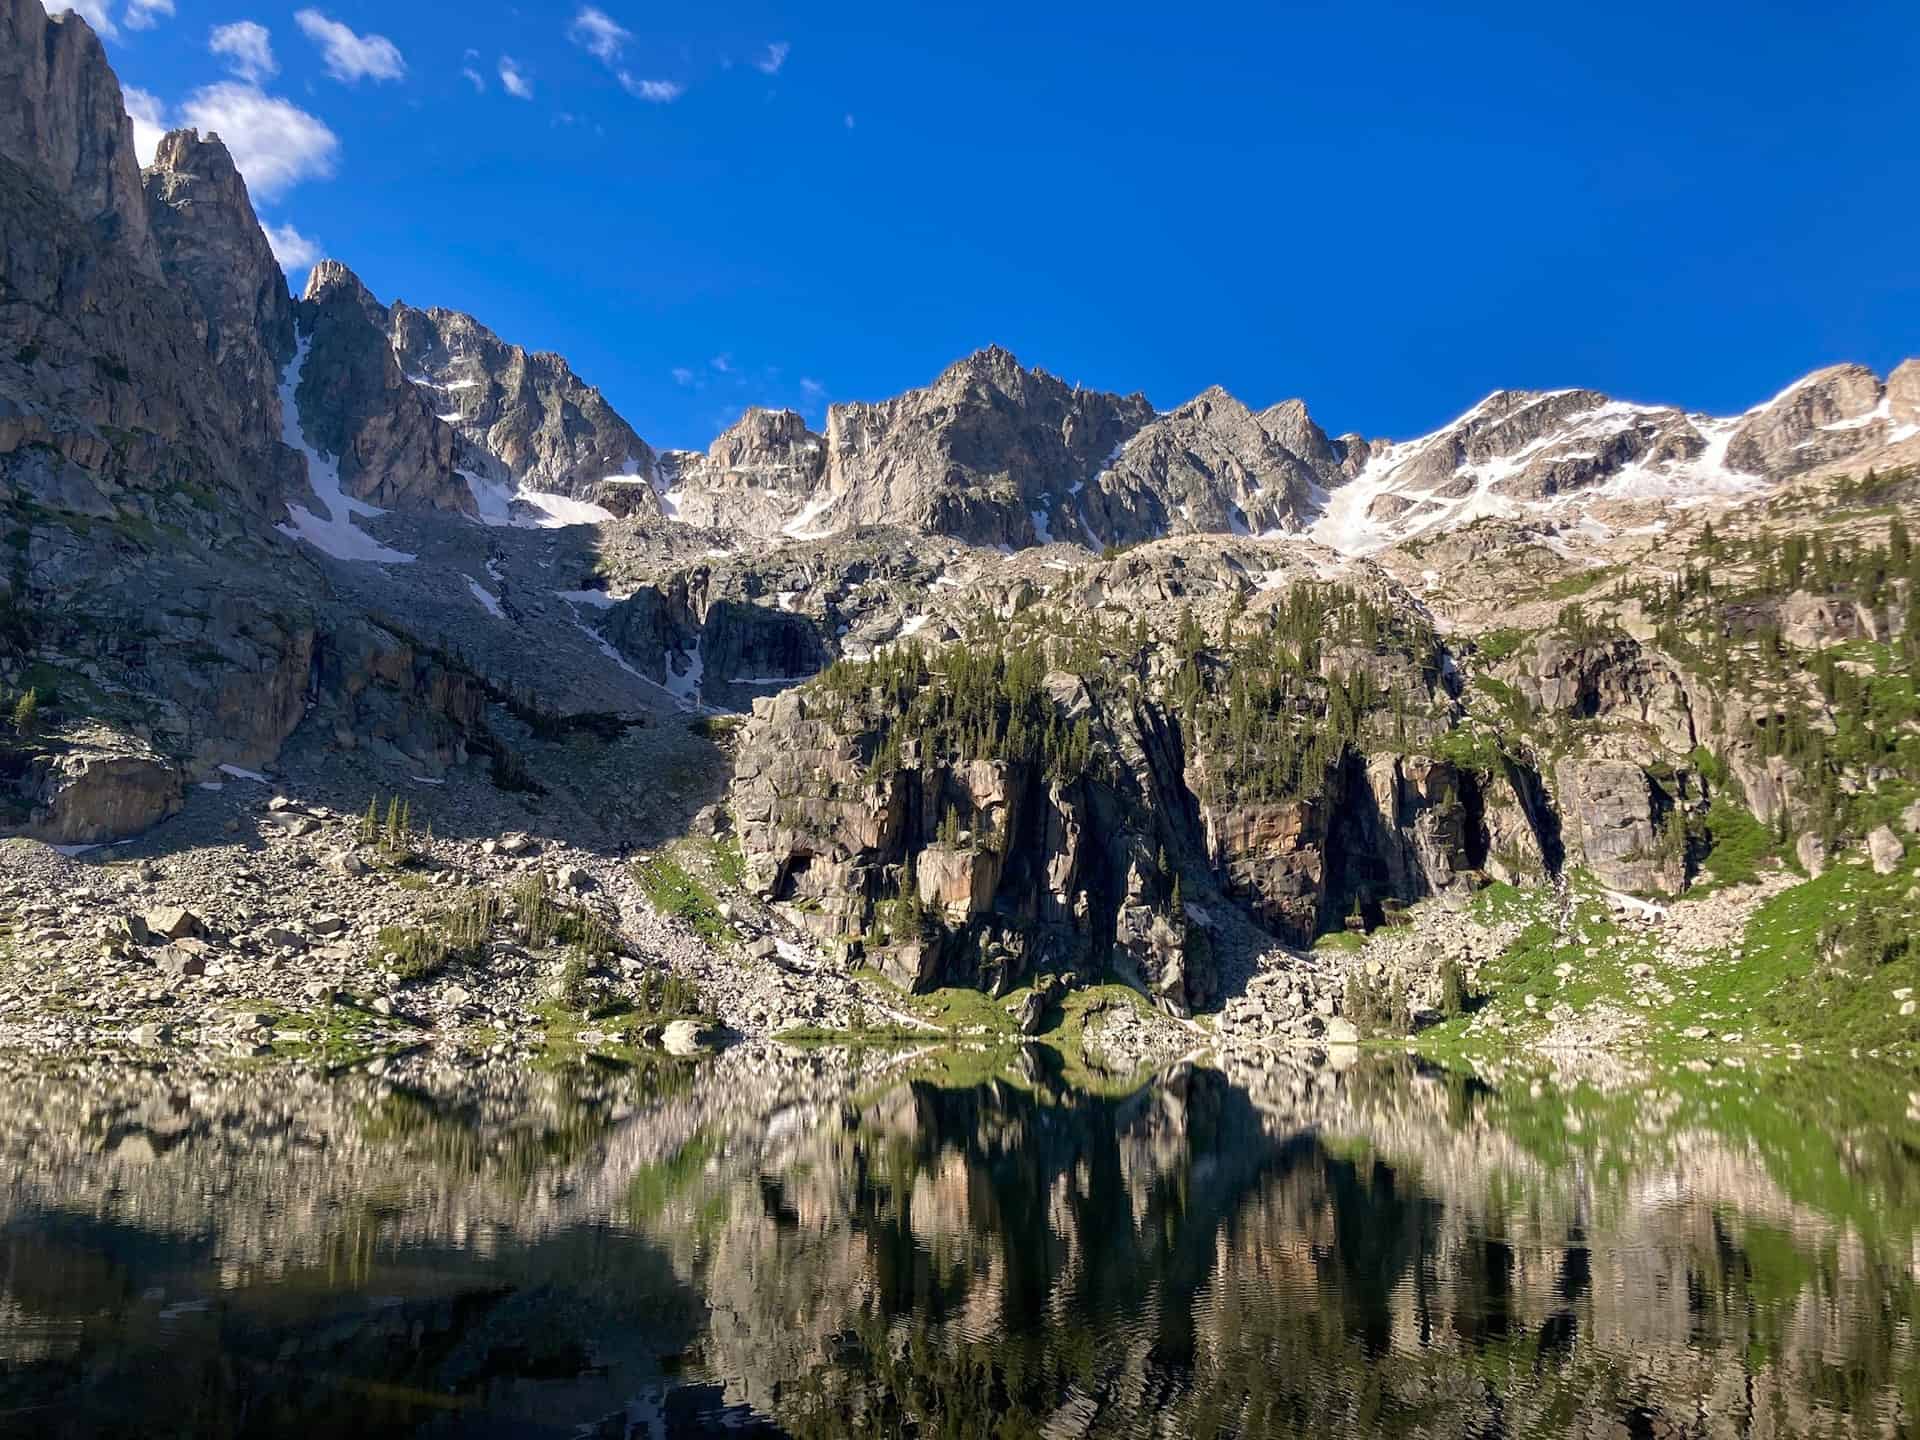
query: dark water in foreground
1 1046 1917 1438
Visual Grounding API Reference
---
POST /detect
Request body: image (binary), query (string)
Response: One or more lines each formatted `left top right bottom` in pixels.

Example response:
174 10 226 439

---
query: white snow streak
276 337 416 564
466 577 506 618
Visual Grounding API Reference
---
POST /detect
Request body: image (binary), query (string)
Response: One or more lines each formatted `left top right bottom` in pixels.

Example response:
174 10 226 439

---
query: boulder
1009 990 1049 1036
1795 832 1828 879
143 906 202 941
159 943 206 977
660 1019 721 1057
1868 826 1905 876
23 751 183 846
325 849 368 877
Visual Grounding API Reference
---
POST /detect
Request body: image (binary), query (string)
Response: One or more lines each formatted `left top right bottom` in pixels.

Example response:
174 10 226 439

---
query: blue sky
77 0 1920 450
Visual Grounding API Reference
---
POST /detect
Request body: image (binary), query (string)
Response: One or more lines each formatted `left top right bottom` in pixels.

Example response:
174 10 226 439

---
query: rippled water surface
2 1046 1917 1438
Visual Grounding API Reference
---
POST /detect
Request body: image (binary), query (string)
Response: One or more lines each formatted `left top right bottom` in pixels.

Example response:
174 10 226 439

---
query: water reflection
0 1046 1916 1437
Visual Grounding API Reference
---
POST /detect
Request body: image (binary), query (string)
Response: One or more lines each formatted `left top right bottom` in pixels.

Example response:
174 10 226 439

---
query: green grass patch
634 850 731 948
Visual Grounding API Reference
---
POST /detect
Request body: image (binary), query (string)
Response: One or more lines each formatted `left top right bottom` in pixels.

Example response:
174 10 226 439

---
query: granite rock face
294 261 473 516
1725 364 1891 477
388 301 658 507
143 128 297 474
656 407 825 533
818 347 1156 547
0 0 155 272
1552 757 1688 898
1077 386 1343 544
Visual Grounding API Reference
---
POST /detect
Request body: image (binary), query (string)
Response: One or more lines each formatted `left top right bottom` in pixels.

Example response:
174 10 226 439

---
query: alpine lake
0 1041 1915 1438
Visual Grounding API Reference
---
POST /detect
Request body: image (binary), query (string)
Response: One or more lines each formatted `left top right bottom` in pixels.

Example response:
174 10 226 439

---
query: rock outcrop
294 262 473 516
143 128 297 471
388 301 657 506
1077 386 1341 543
0 0 155 271
655 407 824 534
1725 363 1891 476
817 347 1155 547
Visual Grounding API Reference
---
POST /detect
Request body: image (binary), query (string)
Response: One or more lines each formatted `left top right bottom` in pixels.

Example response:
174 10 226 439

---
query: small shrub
635 968 710 1019
379 924 447 982
10 689 37 738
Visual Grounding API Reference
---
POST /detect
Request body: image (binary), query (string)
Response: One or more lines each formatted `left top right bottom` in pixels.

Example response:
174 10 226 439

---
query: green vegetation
376 887 502 982
633 849 730 947
1167 585 1440 804
814 635 1095 785
358 794 425 863
510 870 618 956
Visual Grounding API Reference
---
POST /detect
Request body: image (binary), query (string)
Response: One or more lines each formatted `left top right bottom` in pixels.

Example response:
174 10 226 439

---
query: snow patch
665 643 704 704
218 764 272 784
782 491 838 540
1029 508 1053 544
466 577 506 619
520 490 616 528
276 338 416 564
555 588 620 608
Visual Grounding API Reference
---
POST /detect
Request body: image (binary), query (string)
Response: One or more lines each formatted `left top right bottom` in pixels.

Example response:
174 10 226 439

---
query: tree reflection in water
0 1048 1914 1437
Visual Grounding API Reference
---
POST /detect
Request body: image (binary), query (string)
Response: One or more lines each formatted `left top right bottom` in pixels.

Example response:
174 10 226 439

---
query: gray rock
1323 1016 1360 1045
143 906 202 941
1868 825 1905 876
1009 990 1048 1036
661 1018 720 1056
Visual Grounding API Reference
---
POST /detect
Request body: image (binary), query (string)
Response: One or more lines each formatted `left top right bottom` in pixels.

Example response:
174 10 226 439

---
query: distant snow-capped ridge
287 257 1920 567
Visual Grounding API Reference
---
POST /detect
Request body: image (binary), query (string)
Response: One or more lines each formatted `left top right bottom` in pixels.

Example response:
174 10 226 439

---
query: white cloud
754 41 789 75
264 221 321 272
498 55 534 99
568 6 629 63
800 377 826 398
461 65 485 91
710 355 733 374
123 85 168 166
671 367 695 386
209 21 276 84
293 9 405 84
177 82 339 199
62 2 118 39
124 0 174 31
844 113 855 129
619 73 682 103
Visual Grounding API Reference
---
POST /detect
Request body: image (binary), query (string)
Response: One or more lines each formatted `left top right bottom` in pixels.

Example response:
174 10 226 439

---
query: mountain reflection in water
0 1045 1916 1438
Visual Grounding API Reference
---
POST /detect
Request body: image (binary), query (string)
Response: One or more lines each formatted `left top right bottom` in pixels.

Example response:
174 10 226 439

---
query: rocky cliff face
388 301 658 508
294 261 472 516
144 128 297 473
1074 386 1344 543
655 407 825 533
723 548 1591 1009
816 347 1156 547
0 0 155 272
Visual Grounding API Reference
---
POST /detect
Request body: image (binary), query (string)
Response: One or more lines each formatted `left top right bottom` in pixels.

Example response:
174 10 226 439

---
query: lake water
1 1045 1916 1438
